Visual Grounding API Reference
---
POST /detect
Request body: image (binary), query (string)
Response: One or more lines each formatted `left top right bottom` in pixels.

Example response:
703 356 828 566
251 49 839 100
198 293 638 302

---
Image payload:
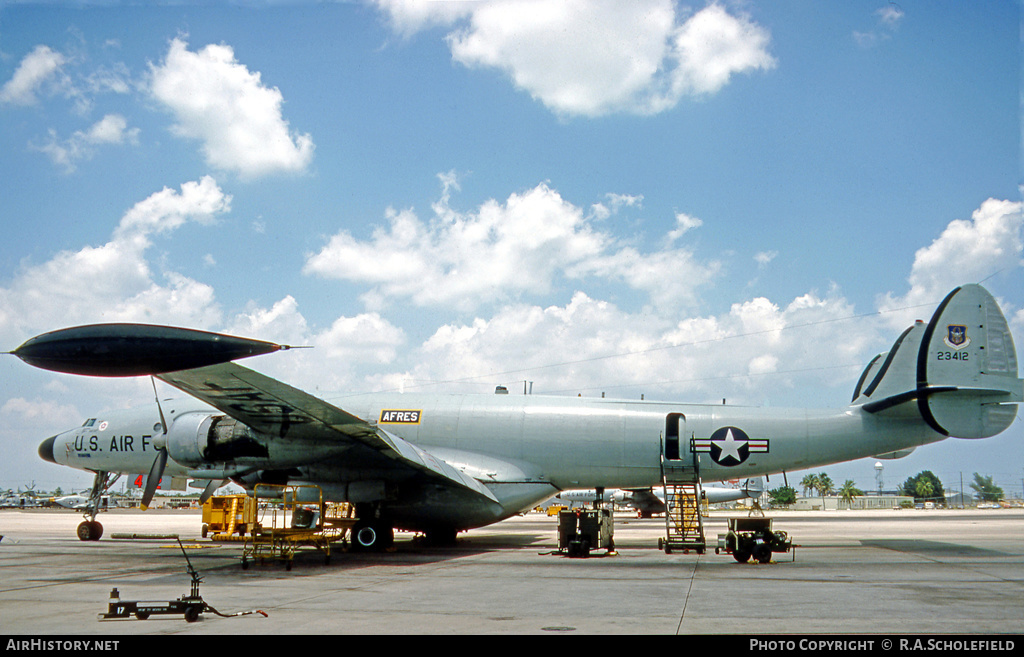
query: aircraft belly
311 477 552 531
384 481 556 531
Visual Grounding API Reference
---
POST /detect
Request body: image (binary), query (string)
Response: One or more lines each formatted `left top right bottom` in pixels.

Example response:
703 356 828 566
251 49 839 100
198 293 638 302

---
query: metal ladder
660 437 706 554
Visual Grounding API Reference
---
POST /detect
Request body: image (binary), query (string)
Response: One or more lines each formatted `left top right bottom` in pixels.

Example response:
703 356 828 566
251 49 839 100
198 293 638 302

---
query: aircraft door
664 413 685 461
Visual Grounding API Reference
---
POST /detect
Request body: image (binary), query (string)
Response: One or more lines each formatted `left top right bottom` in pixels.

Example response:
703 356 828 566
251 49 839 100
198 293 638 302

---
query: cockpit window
82 418 96 427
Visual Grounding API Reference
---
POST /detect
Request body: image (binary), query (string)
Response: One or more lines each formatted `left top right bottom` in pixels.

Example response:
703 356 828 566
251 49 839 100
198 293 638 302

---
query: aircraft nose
38 435 57 464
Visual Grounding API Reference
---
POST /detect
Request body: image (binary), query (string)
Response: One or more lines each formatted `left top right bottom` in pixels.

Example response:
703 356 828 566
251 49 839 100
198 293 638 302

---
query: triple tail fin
851 284 1023 438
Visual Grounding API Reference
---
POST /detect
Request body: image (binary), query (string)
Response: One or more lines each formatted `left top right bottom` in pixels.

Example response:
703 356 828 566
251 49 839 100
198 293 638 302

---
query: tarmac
0 507 1021 636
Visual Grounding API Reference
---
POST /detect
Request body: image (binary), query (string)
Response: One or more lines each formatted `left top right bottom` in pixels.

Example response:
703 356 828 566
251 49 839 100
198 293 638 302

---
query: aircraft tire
352 522 394 552
77 521 102 541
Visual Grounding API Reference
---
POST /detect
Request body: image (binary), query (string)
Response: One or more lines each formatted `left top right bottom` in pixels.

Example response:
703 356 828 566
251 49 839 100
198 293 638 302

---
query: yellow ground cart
201 494 257 539
240 484 357 570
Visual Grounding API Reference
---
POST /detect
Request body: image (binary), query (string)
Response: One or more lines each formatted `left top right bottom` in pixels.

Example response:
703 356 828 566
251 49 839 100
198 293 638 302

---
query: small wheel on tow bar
183 605 202 623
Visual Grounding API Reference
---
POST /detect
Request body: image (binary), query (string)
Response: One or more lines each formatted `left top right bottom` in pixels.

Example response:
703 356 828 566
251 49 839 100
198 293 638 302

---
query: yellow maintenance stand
240 484 356 570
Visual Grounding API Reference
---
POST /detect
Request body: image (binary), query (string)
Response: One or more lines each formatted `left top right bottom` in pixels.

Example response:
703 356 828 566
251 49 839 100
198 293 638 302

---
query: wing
156 362 498 504
626 488 664 513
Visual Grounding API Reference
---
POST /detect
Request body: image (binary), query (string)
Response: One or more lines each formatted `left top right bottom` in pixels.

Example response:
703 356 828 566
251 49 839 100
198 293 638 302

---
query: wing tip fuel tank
8 323 289 377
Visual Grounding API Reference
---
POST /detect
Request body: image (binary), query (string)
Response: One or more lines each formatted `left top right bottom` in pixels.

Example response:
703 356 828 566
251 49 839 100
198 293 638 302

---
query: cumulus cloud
372 0 775 117
148 38 314 178
0 177 231 341
0 45 67 106
114 175 230 243
390 284 875 403
373 0 475 37
304 178 719 312
217 294 407 394
754 250 777 268
854 4 906 47
668 212 703 241
316 313 406 364
879 198 1024 326
32 114 140 173
2 397 80 428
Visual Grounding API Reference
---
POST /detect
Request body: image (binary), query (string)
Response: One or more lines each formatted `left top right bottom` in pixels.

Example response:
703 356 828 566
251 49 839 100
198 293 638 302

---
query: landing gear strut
76 470 120 541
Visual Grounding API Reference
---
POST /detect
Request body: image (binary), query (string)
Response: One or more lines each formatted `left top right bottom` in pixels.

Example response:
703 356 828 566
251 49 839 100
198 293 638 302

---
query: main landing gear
351 520 395 552
76 470 120 541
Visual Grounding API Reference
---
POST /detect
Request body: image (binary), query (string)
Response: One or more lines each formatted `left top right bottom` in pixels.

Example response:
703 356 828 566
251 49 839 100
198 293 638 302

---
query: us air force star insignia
693 427 769 466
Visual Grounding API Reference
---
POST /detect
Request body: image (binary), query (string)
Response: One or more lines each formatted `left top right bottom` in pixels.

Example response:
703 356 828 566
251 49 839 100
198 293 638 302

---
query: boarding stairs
660 437 706 554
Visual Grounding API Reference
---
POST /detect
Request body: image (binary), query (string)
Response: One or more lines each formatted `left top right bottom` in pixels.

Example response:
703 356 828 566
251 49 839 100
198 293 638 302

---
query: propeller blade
199 479 227 504
141 448 167 510
150 376 168 435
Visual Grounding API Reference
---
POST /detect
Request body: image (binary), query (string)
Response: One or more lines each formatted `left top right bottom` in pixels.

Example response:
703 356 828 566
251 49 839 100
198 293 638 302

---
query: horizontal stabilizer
852 285 1022 438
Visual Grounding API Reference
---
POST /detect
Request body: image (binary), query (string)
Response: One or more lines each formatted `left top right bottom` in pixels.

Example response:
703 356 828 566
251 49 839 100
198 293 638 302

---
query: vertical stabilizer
854 285 1023 439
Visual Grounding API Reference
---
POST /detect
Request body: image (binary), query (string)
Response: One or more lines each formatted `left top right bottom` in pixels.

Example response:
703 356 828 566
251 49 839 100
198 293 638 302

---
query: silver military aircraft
9 284 1022 546
555 478 764 517
54 492 110 511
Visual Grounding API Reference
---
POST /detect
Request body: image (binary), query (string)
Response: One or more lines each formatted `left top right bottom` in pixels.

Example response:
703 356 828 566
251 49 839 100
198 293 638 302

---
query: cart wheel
733 550 750 563
754 544 772 564
184 605 201 623
241 559 249 570
286 560 293 571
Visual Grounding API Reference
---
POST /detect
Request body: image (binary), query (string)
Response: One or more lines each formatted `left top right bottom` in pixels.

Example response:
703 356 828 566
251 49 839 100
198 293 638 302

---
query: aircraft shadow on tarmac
860 539 1012 558
163 532 553 575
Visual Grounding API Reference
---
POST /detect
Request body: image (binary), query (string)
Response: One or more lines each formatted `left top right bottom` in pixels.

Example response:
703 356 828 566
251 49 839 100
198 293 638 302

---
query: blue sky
1 1 1021 500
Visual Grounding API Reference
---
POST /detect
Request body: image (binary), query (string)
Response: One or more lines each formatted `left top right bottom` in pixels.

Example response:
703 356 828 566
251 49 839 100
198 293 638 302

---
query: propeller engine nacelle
165 413 270 467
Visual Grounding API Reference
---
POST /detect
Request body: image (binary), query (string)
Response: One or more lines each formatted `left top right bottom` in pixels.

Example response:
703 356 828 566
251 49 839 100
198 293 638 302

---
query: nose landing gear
77 471 120 541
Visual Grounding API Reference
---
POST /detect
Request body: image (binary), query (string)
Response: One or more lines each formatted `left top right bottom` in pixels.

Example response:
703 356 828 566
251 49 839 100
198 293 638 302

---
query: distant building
791 495 913 510
945 492 972 508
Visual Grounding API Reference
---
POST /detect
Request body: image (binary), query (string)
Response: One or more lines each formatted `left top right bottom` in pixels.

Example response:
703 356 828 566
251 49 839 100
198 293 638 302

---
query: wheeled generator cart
716 517 792 563
557 508 614 558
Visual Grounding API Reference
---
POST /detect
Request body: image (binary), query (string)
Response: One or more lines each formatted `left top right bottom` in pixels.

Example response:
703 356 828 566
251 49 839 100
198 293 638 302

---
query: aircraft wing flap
375 426 499 503
156 362 497 504
158 363 374 441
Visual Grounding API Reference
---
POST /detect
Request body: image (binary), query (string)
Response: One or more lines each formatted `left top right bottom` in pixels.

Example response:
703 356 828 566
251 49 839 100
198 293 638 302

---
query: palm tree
799 474 819 497
839 480 863 509
915 478 934 502
817 473 834 498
